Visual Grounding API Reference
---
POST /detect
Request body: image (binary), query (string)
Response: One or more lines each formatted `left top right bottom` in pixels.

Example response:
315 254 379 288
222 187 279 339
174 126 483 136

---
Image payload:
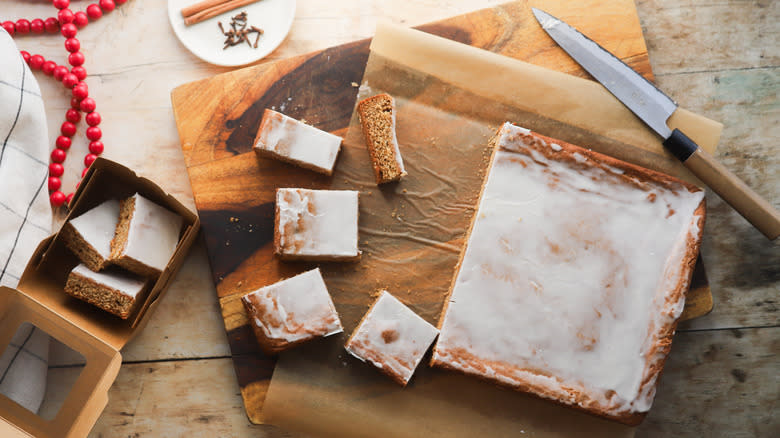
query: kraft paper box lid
0 157 200 437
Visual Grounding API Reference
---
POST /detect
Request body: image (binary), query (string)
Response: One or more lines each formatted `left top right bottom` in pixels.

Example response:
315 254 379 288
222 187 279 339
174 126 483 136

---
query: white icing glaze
68 199 120 259
71 263 146 298
388 99 406 175
345 291 439 385
433 122 704 415
122 194 183 272
242 268 343 343
254 109 342 174
276 189 359 258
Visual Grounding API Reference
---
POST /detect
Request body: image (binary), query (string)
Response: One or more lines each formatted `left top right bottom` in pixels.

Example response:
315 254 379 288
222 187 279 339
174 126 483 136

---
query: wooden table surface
5 1 778 437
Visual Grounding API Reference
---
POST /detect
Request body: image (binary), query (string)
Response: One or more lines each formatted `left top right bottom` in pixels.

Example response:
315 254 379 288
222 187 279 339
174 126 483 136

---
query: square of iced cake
274 188 360 261
345 291 439 386
61 199 120 271
64 264 148 319
110 193 183 277
241 268 343 355
431 123 706 425
254 108 343 175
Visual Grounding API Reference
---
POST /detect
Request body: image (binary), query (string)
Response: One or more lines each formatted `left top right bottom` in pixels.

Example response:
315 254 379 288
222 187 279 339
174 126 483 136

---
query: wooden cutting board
171 0 713 424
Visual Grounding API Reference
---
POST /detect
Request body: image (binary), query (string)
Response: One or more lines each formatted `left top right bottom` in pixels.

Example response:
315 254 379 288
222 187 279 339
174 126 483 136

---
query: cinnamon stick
183 0 263 26
181 0 230 18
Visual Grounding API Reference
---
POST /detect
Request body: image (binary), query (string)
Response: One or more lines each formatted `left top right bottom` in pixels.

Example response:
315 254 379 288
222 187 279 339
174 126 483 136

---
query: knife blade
532 8 780 240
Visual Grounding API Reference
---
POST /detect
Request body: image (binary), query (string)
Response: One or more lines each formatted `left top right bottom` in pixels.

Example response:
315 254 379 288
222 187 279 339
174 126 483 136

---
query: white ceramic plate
168 0 296 67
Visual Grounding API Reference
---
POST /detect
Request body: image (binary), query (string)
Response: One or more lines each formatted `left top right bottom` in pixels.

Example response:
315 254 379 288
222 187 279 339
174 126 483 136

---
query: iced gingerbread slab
357 93 406 184
241 268 343 355
345 291 439 386
253 108 343 175
60 199 120 271
109 193 183 277
274 188 360 261
431 123 706 425
64 263 148 319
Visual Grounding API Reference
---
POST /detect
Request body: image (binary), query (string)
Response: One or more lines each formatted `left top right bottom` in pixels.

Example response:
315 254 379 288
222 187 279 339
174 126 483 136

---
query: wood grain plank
41 359 296 438
636 0 779 74
637 327 780 437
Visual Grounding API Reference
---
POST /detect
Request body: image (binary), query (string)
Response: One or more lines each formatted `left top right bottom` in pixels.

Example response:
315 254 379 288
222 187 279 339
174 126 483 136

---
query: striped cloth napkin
0 28 53 414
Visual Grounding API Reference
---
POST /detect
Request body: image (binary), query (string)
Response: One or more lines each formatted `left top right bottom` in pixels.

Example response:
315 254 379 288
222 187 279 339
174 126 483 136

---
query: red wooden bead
71 97 82 109
79 97 96 113
61 23 77 38
49 163 65 177
86 112 101 126
68 52 85 67
62 73 79 89
19 51 30 63
84 154 98 167
86 4 103 19
81 167 89 177
15 19 30 35
73 83 89 100
99 0 116 12
42 60 56 75
71 66 87 80
53 0 70 9
29 55 45 70
44 17 59 33
2 21 14 36
53 65 68 80
48 177 62 191
66 193 74 205
30 19 45 34
64 37 80 52
61 121 77 137
51 149 67 163
89 140 104 154
56 135 72 150
50 191 66 207
115 0 127 3
57 9 75 25
73 11 89 28
65 109 81 124
86 127 102 141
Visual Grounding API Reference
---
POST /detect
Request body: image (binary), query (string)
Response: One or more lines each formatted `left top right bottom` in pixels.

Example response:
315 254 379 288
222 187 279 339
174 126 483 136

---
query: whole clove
219 11 264 50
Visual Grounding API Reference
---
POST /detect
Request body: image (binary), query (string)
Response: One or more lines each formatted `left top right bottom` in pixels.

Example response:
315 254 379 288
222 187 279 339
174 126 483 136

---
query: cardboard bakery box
0 157 200 437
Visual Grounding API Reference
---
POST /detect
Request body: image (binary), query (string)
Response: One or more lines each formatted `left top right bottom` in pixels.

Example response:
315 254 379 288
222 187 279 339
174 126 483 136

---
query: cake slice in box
64 264 149 319
345 291 439 386
253 108 343 175
241 268 343 355
274 188 360 261
357 93 406 184
109 193 183 277
431 122 706 425
60 199 120 271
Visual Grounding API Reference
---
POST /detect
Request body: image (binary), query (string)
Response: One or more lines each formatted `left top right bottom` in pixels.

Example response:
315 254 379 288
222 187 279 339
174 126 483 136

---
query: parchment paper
262 23 723 438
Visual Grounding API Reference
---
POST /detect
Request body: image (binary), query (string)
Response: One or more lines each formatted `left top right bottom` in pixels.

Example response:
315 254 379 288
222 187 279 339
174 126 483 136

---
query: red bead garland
4 1 127 206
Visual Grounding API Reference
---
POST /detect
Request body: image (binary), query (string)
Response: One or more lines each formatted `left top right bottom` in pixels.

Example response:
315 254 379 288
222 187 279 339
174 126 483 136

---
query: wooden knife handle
666 129 780 240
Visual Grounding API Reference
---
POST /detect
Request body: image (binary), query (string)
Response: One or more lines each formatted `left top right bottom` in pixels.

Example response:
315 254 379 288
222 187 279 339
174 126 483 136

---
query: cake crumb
351 82 359 87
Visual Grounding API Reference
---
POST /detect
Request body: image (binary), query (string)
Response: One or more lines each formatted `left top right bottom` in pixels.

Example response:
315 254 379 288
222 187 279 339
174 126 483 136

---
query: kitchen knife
532 7 780 240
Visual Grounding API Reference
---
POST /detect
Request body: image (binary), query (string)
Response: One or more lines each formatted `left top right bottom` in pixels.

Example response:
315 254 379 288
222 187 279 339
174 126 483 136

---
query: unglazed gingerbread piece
431 122 706 425
109 193 183 277
253 108 343 175
64 264 148 319
345 291 439 386
357 93 406 184
60 199 120 271
241 268 343 355
274 188 360 261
